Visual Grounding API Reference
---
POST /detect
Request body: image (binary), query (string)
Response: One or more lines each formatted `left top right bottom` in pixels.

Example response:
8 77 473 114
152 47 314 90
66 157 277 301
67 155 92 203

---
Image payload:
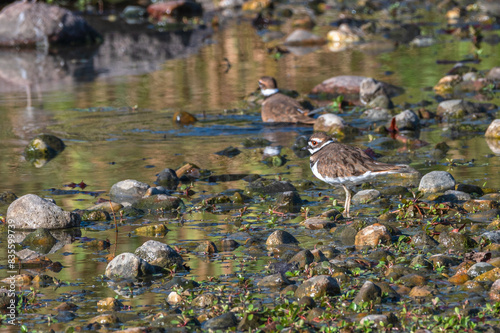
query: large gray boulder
0 2 101 47
418 171 456 193
6 194 80 229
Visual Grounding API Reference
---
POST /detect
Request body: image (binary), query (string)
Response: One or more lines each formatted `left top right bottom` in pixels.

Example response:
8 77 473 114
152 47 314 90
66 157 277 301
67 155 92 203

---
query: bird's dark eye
311 140 318 146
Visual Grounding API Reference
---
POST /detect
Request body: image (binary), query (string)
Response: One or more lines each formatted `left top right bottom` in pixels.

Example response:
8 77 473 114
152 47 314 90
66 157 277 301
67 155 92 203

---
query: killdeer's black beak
301 146 309 151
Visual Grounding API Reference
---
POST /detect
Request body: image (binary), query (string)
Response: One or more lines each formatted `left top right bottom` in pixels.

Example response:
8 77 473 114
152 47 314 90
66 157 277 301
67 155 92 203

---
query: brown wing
262 94 315 124
315 142 407 179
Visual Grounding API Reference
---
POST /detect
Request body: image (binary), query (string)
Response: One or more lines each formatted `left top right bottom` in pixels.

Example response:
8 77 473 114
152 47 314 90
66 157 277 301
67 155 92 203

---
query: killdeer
258 76 316 125
307 132 414 217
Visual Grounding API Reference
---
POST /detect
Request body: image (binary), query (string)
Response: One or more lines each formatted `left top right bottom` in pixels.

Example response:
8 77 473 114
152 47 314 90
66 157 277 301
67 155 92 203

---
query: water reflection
0 17 212 108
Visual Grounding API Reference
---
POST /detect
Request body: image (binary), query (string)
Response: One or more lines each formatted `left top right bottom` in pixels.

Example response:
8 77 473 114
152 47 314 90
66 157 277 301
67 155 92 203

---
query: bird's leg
342 184 352 218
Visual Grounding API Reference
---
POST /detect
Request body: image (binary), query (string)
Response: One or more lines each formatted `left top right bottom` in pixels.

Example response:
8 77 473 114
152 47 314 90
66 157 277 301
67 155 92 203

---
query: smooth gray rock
6 194 80 229
257 273 292 288
0 2 101 47
436 99 478 119
155 168 179 189
481 230 500 244
134 240 184 268
105 253 156 279
295 275 341 298
467 262 495 278
394 109 420 131
266 230 299 246
418 171 455 193
352 189 381 205
110 179 150 199
360 78 389 105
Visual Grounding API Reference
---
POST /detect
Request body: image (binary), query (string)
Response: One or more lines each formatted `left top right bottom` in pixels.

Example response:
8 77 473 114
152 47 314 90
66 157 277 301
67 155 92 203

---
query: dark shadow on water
0 16 213 106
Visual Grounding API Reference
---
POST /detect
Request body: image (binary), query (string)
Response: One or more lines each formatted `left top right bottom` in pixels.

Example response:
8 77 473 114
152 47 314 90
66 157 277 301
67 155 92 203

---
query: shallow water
0 12 499 331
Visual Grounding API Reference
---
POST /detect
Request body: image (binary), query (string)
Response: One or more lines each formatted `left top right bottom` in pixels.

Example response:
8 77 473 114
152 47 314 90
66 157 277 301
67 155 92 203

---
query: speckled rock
438 232 476 251
6 194 81 229
489 279 500 301
274 191 302 213
134 240 183 268
352 189 381 205
105 253 156 279
303 217 337 230
463 199 498 212
257 273 292 288
0 1 101 47
418 171 455 193
110 179 150 200
134 224 168 237
355 223 392 249
295 275 341 298
394 109 420 131
467 262 495 279
475 267 500 282
266 230 299 246
192 293 219 308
